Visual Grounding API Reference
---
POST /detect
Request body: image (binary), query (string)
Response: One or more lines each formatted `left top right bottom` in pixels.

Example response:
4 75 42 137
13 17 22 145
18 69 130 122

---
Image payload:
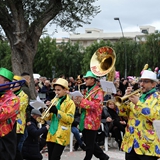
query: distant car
33 73 41 79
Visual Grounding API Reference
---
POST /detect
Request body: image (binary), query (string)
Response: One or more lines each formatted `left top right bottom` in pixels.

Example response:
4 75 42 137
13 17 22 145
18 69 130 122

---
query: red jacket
80 85 103 130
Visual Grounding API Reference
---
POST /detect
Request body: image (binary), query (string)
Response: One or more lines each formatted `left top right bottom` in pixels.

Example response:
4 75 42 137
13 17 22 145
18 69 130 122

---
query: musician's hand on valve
50 106 58 115
129 95 139 105
45 100 51 106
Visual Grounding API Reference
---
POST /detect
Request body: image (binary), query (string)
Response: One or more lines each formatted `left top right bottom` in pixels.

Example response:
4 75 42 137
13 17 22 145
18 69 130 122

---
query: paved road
42 147 125 160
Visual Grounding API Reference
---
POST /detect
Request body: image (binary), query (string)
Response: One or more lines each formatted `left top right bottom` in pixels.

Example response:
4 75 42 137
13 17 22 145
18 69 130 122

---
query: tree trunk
10 38 37 99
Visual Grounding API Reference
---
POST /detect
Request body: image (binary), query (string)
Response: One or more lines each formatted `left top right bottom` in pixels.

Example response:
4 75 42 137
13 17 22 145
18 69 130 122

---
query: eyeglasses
139 80 153 83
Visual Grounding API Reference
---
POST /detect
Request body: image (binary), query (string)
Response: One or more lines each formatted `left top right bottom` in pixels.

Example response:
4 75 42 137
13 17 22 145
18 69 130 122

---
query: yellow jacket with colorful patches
16 90 28 134
46 94 75 146
117 91 160 157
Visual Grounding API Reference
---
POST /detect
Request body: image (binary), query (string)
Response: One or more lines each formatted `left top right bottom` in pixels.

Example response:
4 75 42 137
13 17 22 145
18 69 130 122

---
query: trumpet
115 88 141 107
36 94 58 124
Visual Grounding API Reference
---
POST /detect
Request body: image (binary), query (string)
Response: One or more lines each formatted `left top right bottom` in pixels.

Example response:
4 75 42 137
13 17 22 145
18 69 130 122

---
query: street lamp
114 17 127 78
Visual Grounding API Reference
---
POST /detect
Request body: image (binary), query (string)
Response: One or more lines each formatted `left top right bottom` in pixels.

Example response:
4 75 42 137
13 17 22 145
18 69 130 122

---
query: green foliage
0 41 11 69
143 33 160 70
34 38 84 78
0 1 100 34
1 33 160 79
33 36 57 78
114 38 140 77
52 41 84 78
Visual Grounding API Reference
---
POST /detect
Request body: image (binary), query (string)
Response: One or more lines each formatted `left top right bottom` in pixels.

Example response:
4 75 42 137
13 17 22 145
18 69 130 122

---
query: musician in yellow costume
12 75 28 160
118 70 160 160
46 78 75 160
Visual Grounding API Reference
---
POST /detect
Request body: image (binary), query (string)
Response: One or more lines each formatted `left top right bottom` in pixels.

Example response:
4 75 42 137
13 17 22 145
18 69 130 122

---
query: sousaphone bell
90 46 116 77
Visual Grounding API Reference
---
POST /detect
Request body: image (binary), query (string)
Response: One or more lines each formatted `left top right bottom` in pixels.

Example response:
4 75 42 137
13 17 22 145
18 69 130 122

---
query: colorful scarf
139 88 156 103
49 96 65 135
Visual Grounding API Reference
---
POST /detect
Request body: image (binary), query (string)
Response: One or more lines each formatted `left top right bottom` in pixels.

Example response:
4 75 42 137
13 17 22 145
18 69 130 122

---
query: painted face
54 85 67 98
139 79 156 93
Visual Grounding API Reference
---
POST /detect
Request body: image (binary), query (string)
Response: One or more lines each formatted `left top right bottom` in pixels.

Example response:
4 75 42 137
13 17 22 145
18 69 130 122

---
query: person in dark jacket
22 109 49 160
19 72 32 153
96 106 112 146
71 107 86 151
106 100 126 149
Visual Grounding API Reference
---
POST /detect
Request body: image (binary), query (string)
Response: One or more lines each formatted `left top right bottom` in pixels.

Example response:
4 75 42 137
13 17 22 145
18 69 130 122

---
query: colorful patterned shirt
46 95 75 146
117 91 160 157
16 90 28 134
0 90 20 137
80 85 103 130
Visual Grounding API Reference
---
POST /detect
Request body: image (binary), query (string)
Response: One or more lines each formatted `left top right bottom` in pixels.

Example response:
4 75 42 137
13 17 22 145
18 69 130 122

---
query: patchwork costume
0 68 20 160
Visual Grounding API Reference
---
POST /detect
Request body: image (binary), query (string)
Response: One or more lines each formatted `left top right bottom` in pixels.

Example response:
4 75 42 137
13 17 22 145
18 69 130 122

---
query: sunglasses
139 79 153 83
85 77 91 80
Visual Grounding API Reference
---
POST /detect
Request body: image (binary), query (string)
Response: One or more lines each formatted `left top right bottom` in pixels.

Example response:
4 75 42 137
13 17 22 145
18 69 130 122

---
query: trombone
36 94 58 124
115 88 142 107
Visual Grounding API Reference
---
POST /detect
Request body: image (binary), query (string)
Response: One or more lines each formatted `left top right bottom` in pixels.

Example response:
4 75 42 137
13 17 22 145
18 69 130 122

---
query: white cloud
45 0 160 38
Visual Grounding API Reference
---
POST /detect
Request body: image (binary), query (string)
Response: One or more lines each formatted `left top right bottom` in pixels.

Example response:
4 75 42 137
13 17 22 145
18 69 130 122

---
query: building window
141 29 148 34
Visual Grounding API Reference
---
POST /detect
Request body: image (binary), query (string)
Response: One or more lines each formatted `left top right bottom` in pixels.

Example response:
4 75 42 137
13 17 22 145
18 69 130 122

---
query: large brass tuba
90 46 116 77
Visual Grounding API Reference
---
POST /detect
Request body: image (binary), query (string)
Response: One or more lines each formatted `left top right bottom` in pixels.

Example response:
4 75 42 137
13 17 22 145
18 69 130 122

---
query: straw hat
141 70 158 83
53 78 69 90
13 75 23 81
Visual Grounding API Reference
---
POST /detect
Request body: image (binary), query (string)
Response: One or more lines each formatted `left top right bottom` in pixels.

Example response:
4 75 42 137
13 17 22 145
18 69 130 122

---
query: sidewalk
42 147 125 160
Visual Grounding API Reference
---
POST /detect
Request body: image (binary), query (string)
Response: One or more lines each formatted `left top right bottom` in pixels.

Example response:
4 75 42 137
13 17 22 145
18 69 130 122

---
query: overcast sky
46 0 160 38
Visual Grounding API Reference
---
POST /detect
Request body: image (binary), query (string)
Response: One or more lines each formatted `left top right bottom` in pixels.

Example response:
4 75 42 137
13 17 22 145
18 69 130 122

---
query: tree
0 0 100 98
114 38 140 77
53 41 84 78
34 36 57 78
0 41 11 69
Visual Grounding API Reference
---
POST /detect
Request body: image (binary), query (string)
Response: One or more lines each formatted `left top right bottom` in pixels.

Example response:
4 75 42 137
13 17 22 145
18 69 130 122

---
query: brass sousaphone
90 46 116 77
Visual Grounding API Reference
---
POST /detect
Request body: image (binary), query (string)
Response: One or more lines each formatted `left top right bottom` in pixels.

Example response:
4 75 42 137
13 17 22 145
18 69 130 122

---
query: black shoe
98 141 104 146
100 154 109 160
74 141 79 151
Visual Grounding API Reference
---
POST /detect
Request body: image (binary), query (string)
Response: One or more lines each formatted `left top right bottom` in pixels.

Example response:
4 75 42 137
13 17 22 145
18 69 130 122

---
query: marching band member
117 70 160 160
0 68 20 160
46 78 75 160
73 71 109 160
12 75 29 160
